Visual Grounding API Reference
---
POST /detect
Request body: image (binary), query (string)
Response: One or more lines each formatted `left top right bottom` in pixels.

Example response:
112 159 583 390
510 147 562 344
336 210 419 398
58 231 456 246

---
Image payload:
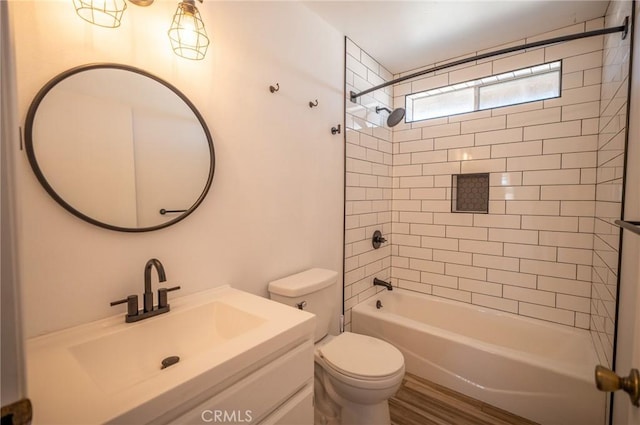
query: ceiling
303 1 610 74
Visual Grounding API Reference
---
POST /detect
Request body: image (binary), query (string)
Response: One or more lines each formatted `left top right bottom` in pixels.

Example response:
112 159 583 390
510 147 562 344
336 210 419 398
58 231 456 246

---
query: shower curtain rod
349 16 629 103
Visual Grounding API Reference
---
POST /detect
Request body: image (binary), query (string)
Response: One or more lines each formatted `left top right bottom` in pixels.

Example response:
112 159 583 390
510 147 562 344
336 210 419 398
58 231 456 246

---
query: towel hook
269 83 279 93
309 99 319 108
331 124 341 135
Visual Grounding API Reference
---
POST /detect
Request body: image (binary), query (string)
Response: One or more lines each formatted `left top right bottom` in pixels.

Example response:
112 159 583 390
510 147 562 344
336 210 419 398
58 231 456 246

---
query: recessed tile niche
451 173 489 213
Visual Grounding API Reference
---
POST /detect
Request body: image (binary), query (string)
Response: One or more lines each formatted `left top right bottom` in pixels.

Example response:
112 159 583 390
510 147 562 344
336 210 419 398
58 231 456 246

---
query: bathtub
351 289 605 425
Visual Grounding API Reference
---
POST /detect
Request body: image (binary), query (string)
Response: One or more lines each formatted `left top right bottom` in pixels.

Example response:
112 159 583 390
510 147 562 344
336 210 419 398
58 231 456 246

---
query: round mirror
24 64 215 232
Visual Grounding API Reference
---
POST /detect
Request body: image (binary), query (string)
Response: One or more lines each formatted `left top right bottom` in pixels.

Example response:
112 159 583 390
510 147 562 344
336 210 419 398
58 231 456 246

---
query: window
405 61 561 122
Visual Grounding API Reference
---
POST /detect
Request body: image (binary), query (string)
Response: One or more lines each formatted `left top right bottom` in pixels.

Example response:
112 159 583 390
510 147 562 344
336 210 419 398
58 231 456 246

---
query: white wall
1 0 26 405
9 1 345 338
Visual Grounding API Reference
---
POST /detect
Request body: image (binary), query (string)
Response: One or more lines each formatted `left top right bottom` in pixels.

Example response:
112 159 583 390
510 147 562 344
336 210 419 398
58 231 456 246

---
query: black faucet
111 258 180 323
144 258 166 313
373 277 393 291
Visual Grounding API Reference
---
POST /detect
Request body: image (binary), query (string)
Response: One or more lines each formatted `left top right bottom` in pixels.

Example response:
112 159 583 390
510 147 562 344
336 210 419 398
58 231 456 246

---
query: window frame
404 60 563 124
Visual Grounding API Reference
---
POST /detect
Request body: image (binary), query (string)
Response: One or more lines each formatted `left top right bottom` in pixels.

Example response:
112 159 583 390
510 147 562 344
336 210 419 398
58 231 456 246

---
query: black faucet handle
372 230 387 249
158 286 181 309
110 295 139 317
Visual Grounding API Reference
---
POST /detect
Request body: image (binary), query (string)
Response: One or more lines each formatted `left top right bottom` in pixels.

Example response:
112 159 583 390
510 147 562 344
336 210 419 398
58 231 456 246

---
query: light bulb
168 0 210 60
72 0 127 28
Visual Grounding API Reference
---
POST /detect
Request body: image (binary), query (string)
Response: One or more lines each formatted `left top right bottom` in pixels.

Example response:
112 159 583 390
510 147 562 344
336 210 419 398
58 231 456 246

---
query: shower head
375 106 406 128
387 108 406 127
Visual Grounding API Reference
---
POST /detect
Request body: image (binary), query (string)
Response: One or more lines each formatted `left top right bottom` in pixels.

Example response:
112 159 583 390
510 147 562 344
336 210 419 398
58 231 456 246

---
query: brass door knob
595 365 640 406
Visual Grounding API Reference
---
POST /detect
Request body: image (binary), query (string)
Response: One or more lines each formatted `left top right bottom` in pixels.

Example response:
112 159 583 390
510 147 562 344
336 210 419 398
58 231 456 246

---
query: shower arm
350 17 629 103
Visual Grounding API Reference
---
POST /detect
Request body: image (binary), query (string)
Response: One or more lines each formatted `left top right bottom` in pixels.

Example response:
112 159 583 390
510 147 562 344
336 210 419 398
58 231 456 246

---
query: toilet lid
319 332 404 379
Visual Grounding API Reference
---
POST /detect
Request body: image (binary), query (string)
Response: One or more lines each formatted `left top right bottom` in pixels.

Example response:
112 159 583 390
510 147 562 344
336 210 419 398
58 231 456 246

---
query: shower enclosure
343 1 633 423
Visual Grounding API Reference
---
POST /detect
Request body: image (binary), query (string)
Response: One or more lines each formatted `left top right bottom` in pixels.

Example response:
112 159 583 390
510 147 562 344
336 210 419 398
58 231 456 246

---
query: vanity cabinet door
164 340 314 424
258 384 313 425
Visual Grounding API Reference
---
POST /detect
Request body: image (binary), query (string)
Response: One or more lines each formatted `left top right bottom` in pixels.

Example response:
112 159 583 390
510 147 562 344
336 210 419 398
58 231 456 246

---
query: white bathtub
351 289 605 425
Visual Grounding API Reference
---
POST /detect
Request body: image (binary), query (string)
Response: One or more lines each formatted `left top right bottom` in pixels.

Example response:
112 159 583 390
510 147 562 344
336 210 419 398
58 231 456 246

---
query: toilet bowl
268 269 405 425
314 332 405 425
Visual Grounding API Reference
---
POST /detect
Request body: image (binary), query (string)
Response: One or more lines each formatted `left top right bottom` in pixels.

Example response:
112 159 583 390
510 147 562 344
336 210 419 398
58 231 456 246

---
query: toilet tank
268 268 338 342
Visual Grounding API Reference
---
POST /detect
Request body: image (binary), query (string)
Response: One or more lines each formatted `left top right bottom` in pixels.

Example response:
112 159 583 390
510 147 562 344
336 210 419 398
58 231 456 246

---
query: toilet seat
318 332 404 381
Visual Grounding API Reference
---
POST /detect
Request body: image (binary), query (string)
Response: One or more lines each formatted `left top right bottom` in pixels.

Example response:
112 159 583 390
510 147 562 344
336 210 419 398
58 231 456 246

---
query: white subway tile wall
591 0 632 367
391 24 605 331
344 38 394 330
345 9 629 368
388 14 604 334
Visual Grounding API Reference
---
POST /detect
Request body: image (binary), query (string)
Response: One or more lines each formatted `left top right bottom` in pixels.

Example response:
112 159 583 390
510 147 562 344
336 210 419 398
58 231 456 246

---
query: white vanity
25 286 315 424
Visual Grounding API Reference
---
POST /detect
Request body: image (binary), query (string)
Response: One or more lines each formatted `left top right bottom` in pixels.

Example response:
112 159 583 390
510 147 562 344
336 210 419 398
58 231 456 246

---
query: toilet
268 268 405 425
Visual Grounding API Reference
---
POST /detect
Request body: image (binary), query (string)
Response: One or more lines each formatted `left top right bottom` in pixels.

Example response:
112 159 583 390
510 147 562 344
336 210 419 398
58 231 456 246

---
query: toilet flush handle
296 301 307 310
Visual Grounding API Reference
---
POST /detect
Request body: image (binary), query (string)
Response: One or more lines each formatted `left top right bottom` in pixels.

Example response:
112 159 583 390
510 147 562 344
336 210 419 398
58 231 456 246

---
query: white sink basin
25 285 315 424
71 301 266 393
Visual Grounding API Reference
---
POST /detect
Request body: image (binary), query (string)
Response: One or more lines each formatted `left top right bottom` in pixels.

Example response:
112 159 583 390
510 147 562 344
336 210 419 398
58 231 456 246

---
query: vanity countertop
25 285 315 424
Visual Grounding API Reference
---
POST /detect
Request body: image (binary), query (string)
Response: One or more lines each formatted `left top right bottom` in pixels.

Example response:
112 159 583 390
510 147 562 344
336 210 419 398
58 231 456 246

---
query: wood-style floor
389 373 539 425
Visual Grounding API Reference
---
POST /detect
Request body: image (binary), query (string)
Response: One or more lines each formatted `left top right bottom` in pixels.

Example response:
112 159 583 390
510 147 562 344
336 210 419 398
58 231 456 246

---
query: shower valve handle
372 230 387 249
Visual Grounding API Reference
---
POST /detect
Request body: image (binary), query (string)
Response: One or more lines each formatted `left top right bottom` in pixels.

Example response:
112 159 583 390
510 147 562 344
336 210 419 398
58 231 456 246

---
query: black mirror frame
24 63 215 232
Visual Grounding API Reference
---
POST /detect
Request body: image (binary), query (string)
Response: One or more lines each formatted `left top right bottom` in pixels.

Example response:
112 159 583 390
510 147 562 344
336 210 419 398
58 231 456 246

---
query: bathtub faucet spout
373 278 393 291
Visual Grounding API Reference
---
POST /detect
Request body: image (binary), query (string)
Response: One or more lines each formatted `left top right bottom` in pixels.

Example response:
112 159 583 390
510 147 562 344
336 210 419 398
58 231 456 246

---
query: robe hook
309 99 319 108
269 83 279 93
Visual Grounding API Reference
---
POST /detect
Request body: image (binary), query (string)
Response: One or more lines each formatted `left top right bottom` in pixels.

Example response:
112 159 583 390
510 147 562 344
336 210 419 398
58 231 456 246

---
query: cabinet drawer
259 383 313 425
166 340 313 424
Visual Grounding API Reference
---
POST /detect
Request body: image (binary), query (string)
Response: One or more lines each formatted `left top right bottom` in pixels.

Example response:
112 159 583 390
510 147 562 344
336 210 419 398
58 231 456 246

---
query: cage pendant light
72 0 127 28
168 0 210 60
